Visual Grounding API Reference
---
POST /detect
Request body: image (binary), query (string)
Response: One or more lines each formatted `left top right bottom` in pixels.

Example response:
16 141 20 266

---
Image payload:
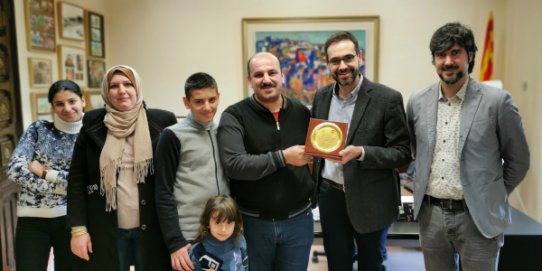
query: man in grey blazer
407 22 530 271
311 31 411 271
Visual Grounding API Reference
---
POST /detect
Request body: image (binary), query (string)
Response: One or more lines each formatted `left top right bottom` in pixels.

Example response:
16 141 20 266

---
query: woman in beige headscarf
67 65 177 271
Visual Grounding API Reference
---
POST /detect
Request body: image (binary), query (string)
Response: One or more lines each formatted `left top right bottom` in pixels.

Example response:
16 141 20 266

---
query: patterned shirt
8 119 81 217
426 79 468 200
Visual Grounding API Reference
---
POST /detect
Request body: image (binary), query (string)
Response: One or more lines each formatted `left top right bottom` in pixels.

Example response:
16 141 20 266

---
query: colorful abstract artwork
242 17 379 107
255 30 366 105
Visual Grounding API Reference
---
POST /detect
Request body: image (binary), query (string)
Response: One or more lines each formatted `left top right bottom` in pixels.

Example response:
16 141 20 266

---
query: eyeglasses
328 54 357 66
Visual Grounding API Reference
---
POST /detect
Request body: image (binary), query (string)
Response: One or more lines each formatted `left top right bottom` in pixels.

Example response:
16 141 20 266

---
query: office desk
387 207 542 270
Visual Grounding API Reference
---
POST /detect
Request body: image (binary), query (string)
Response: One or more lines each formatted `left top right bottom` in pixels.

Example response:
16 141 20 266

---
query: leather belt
424 195 465 212
322 178 344 191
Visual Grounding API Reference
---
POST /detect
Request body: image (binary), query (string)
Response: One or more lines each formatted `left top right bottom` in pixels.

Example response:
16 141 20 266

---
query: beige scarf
99 65 152 211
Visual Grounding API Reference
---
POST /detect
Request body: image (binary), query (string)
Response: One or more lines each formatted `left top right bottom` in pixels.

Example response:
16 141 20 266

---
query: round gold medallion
310 122 343 153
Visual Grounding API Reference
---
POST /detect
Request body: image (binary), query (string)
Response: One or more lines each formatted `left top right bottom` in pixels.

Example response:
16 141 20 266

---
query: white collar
54 114 83 134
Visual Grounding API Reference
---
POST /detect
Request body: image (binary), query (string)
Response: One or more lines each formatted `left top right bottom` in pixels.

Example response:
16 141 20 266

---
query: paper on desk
401 196 414 203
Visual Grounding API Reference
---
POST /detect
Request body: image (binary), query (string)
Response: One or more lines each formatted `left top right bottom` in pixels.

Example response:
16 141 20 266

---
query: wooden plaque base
304 118 347 160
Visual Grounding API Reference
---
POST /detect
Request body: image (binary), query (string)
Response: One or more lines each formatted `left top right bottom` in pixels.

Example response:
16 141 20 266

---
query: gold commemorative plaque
311 122 343 153
305 118 347 160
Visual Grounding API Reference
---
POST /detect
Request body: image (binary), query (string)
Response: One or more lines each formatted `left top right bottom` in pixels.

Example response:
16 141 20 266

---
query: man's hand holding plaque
305 118 348 160
283 145 312 166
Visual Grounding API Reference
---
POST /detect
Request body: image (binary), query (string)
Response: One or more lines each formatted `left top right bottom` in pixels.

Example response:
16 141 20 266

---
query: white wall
503 0 542 222
103 0 505 117
14 0 542 221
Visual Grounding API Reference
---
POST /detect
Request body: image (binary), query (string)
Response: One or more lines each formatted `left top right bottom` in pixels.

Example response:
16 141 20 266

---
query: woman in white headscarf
67 65 177 271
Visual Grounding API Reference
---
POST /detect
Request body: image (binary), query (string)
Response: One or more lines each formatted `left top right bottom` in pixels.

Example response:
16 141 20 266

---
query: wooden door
0 0 21 270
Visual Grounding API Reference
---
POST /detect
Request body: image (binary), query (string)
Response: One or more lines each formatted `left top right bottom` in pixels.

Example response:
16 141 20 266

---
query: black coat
311 78 411 234
67 107 177 271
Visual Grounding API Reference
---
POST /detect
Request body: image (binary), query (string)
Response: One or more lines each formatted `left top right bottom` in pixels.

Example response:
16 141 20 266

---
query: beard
439 65 465 85
332 66 359 87
439 71 465 85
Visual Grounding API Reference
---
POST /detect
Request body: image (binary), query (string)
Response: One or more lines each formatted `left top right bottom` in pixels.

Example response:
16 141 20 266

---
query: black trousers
15 216 75 271
319 181 387 271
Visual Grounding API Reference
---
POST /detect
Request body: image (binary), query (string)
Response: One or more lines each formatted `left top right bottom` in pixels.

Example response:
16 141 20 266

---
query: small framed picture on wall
0 139 15 168
58 1 85 41
86 11 105 58
87 59 105 89
24 0 56 51
58 45 87 87
31 92 53 121
84 90 104 110
28 57 53 88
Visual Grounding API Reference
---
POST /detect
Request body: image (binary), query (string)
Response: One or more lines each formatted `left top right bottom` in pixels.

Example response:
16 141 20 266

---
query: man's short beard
333 68 358 87
439 71 464 85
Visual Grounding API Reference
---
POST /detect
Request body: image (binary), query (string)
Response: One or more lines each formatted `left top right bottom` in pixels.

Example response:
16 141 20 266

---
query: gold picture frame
30 92 53 121
58 1 85 41
241 16 380 106
58 45 87 87
0 138 14 169
87 59 105 89
28 57 53 88
86 11 105 58
0 90 12 124
24 0 56 52
84 90 103 110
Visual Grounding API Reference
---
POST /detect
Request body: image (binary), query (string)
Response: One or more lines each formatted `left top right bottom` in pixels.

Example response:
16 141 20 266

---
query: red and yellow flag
480 12 494 81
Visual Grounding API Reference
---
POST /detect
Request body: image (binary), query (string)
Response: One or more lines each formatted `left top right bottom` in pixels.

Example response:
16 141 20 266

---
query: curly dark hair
429 22 478 73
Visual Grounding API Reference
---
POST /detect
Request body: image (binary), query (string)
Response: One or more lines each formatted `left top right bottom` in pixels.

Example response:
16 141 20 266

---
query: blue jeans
242 210 313 271
319 181 386 271
380 225 390 260
118 228 142 271
15 216 75 271
418 201 502 271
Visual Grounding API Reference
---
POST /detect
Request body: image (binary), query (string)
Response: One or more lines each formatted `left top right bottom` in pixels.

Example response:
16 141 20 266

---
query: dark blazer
67 106 177 271
311 78 411 234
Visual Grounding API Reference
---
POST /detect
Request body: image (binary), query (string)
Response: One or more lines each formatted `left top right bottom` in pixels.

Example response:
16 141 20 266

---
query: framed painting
24 0 56 51
58 1 84 40
30 92 53 121
0 90 12 124
86 11 105 58
58 45 87 87
0 139 14 168
28 57 53 88
87 59 105 89
242 16 380 106
84 90 103 110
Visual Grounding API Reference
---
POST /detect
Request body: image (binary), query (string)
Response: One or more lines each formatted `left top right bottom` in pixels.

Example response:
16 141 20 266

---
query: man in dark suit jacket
311 31 411 271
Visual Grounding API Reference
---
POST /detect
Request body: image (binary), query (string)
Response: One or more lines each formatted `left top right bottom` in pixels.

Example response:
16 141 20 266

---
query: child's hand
171 243 194 271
